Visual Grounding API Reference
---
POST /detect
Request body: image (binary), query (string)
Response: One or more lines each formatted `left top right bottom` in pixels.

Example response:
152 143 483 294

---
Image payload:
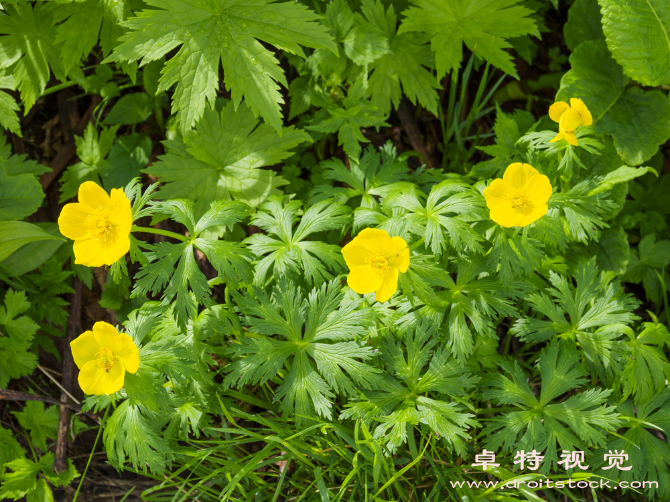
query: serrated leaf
598 0 670 86
106 0 337 132
103 92 154 125
398 0 539 78
564 0 604 51
148 101 310 209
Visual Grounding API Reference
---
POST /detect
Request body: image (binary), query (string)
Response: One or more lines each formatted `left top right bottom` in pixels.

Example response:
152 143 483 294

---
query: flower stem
72 406 110 502
408 237 425 251
132 225 188 242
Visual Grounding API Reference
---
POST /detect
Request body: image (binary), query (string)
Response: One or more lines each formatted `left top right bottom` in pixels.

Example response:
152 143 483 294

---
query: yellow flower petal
109 188 133 235
563 131 579 146
341 239 376 269
483 178 511 209
78 181 111 209
91 321 122 349
490 205 523 228
347 265 384 294
559 108 583 133
549 101 570 123
58 203 92 241
73 232 130 267
570 98 592 126
99 361 126 395
549 132 563 143
116 334 140 374
502 163 539 189
525 175 552 206
70 330 102 368
78 360 105 395
389 236 409 273
375 268 399 303
517 204 548 227
353 228 394 253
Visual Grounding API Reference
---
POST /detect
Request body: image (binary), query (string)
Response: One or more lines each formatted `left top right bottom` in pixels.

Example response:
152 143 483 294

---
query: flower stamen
509 192 529 209
96 347 117 372
93 217 113 237
371 254 390 273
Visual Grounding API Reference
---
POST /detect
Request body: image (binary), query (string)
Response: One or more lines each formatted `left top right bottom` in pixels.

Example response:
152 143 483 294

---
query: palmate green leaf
106 0 337 133
383 180 485 256
482 341 621 474
361 0 439 116
59 123 119 202
0 76 20 137
309 142 411 209
398 0 539 79
133 199 252 327
549 179 613 243
11 402 59 452
307 96 389 160
104 400 170 473
341 324 478 454
621 323 670 402
148 101 310 211
623 233 670 304
54 0 141 74
244 196 350 286
557 40 670 165
586 225 629 274
0 2 68 112
0 290 39 388
591 391 670 499
224 278 379 422
598 0 670 86
511 258 639 378
0 426 25 477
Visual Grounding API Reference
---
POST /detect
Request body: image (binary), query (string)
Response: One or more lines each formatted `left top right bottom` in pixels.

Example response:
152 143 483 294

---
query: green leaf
106 0 337 132
587 225 629 274
103 92 154 125
0 81 20 136
101 133 152 190
557 40 670 165
598 0 670 86
11 402 59 452
0 3 64 112
245 196 350 286
623 233 670 304
149 101 310 209
0 221 64 263
0 163 44 221
621 323 670 402
564 0 604 51
307 96 388 160
342 24 389 67
1 223 64 277
341 323 478 454
363 0 439 116
482 341 621 473
588 165 658 195
59 123 120 202
398 0 539 79
225 278 379 422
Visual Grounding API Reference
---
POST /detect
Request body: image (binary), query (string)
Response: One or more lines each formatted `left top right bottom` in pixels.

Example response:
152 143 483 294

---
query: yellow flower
342 228 410 303
483 163 552 228
70 321 140 395
58 181 132 267
548 98 593 146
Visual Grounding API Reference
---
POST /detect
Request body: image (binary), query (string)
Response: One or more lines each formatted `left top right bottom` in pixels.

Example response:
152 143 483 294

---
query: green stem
132 225 188 242
41 80 78 98
408 237 425 252
72 406 110 502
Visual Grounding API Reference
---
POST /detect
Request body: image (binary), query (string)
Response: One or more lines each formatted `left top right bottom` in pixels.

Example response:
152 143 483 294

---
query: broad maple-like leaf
398 0 539 78
106 0 337 132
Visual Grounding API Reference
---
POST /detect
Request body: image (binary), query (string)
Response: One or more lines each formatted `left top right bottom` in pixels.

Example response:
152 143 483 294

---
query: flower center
371 254 390 273
510 192 529 209
93 217 112 237
96 347 117 372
